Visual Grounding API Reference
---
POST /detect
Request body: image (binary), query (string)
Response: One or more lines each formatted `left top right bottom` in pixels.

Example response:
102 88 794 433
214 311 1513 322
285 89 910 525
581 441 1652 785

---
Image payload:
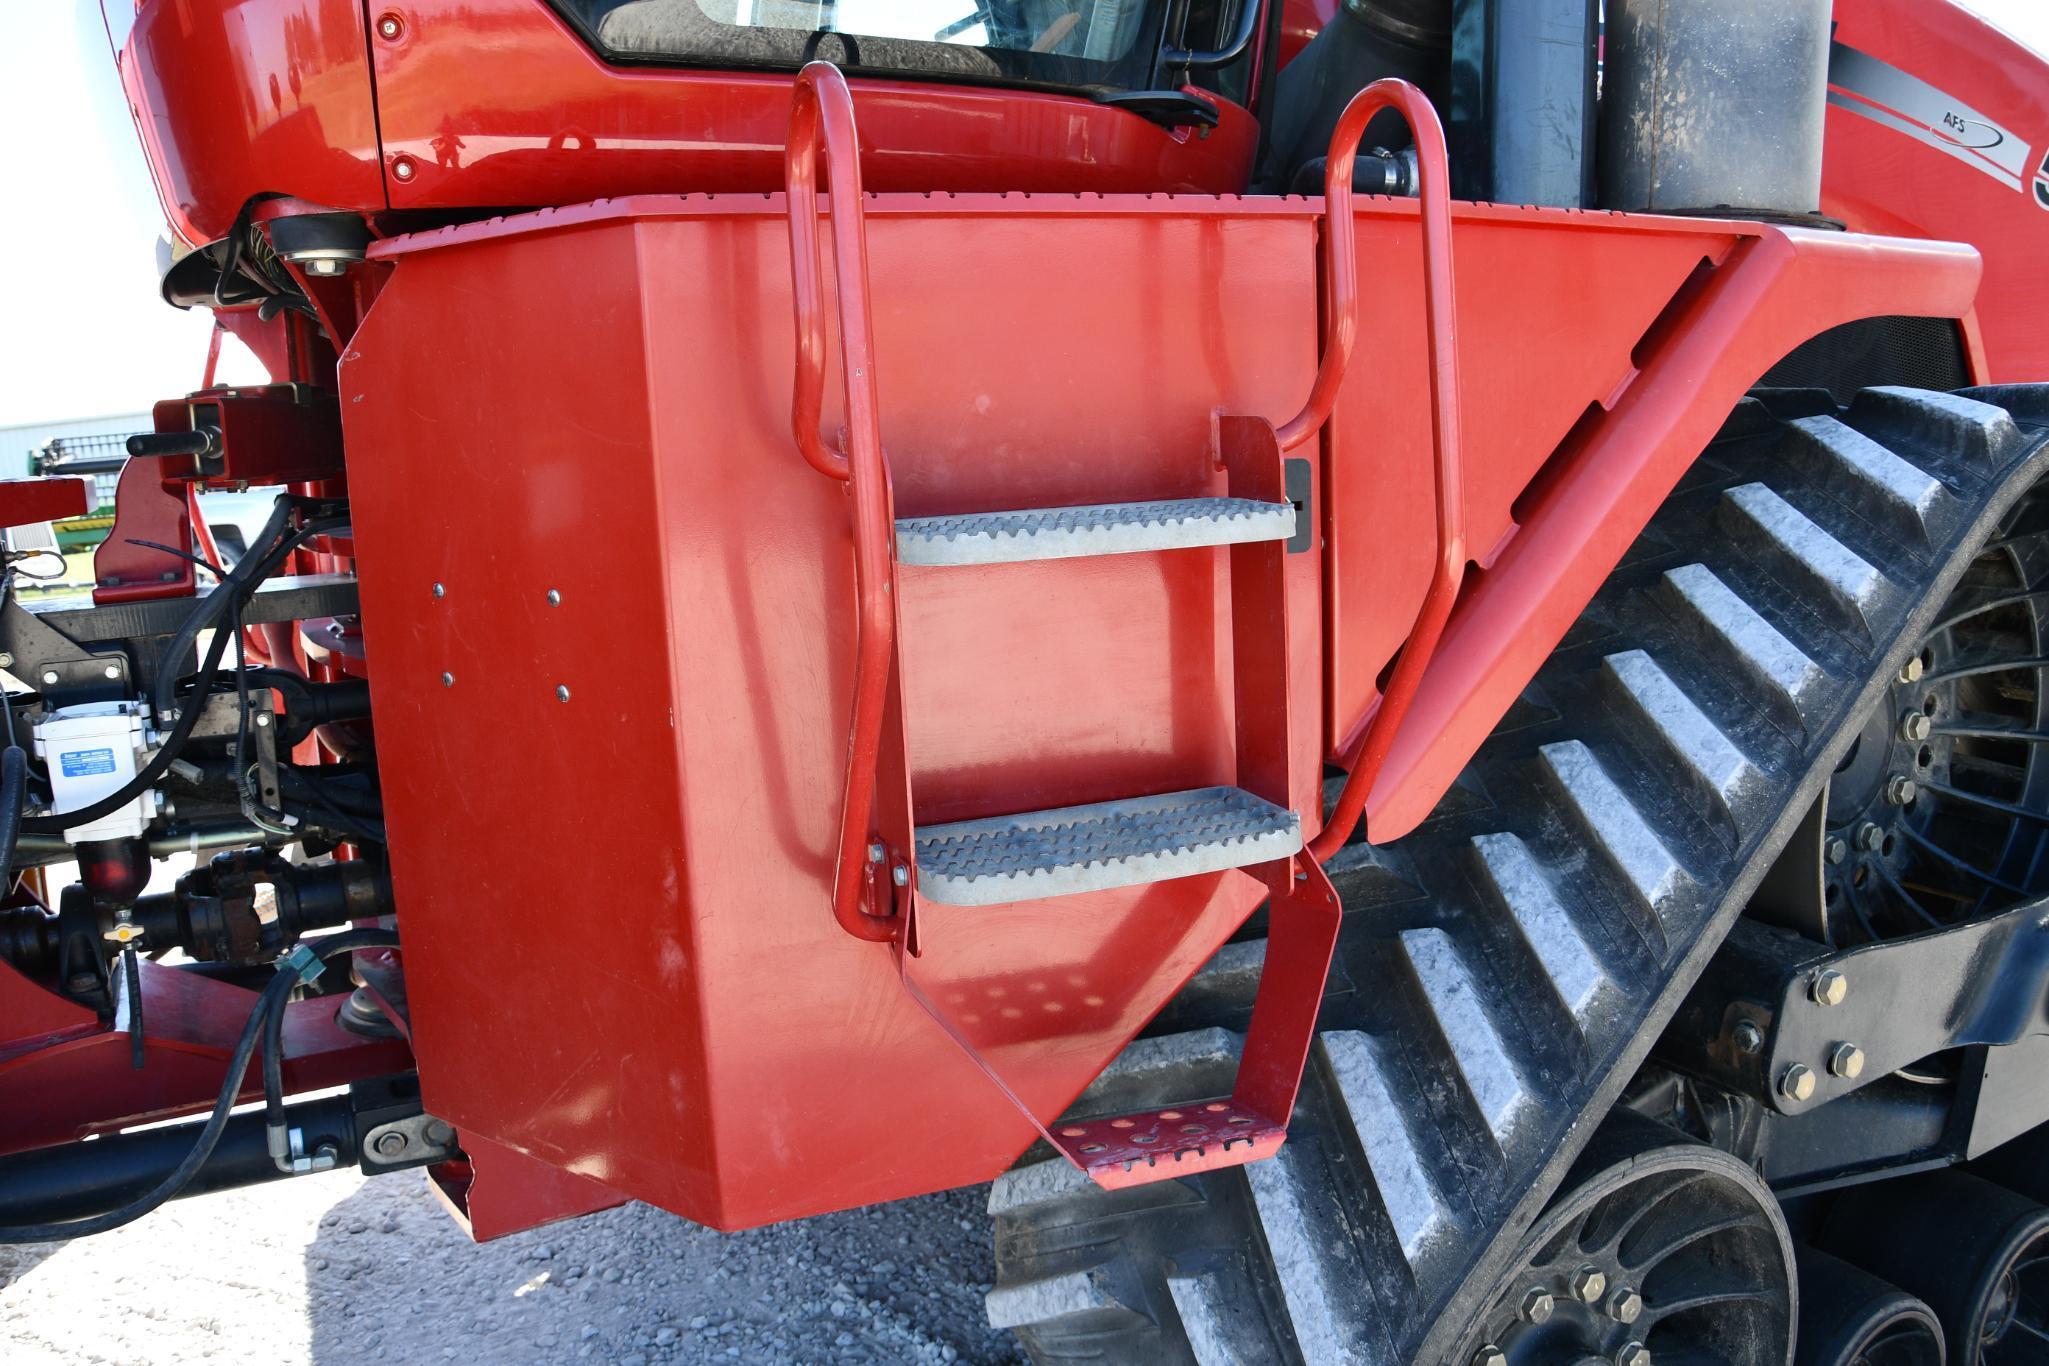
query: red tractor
4 0 2049 1360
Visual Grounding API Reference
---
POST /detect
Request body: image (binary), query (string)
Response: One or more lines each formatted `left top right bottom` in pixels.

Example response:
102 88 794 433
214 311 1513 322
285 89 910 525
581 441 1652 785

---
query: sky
1 1 2046 429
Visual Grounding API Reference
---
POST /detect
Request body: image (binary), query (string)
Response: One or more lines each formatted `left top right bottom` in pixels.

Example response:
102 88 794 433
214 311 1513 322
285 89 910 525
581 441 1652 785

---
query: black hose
0 746 26 874
124 947 145 1070
0 968 288 1243
22 507 346 838
21 620 234 836
150 496 293 723
0 928 398 1244
263 929 399 1176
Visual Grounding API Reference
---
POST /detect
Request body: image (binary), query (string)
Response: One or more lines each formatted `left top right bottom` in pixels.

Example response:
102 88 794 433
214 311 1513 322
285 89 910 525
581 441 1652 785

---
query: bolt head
391 156 416 182
1811 968 1849 1006
1900 711 1933 742
441 671 455 688
39 670 57 686
1732 1020 1765 1055
303 257 345 276
1824 836 1848 865
373 1130 409 1158
376 13 402 38
1518 1287 1555 1324
0 652 13 668
102 663 120 680
1885 775 1917 806
556 684 572 702
254 712 271 728
1779 1063 1817 1103
866 841 886 864
1617 1343 1652 1366
891 864 910 887
1854 822 1886 853
1473 1349 1507 1366
1570 1265 1608 1303
423 1119 456 1148
1829 1042 1866 1079
546 589 562 606
431 582 445 598
1607 1284 1643 1324
1898 656 1925 684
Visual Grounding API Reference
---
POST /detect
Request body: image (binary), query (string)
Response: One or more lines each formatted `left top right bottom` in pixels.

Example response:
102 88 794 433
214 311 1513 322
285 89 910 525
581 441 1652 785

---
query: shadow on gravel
304 1170 1026 1365
0 1243 61 1292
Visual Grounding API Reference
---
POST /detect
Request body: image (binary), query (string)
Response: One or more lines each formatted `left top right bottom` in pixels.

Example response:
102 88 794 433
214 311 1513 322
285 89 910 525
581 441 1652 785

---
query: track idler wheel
1454 1112 1796 1366
1794 1247 1945 1366
1817 1171 2049 1363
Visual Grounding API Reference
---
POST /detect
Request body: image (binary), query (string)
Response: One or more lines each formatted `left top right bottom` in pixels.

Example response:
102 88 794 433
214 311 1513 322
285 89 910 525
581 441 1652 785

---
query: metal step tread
896 497 1295 566
916 786 1301 906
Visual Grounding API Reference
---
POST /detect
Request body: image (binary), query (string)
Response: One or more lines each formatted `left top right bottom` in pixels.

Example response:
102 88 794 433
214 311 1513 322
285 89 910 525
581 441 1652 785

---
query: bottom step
1050 1100 1285 1190
914 786 1302 906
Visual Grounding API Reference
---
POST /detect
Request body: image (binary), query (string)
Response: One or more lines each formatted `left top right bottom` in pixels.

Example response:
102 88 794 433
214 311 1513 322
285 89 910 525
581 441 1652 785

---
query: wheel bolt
1898 656 1924 684
1900 711 1932 742
1570 1265 1608 1303
1473 1348 1507 1366
1829 1042 1866 1079
1824 836 1848 865
1519 1287 1555 1323
1780 1063 1817 1102
1885 775 1917 806
1811 968 1849 1006
1617 1343 1652 1366
1607 1284 1643 1324
1854 822 1886 853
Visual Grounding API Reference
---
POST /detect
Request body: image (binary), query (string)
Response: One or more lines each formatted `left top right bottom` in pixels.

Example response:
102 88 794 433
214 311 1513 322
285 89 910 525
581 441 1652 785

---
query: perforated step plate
915 786 1301 906
896 497 1295 567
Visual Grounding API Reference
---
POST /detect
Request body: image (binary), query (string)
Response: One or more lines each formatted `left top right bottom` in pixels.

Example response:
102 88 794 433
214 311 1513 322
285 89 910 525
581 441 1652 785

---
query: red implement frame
782 64 1453 1186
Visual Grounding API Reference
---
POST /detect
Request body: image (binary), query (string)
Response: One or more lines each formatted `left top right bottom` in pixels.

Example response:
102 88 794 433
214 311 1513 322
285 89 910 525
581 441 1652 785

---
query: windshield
565 1 1180 91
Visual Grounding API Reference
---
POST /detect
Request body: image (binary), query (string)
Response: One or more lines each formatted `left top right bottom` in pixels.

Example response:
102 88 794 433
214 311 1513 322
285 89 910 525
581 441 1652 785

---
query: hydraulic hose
150 495 293 723
0 928 399 1244
0 965 287 1243
0 746 26 876
21 506 346 839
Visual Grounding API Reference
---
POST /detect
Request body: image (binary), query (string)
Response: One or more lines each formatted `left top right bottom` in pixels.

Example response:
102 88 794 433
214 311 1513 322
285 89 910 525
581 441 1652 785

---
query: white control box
34 702 158 844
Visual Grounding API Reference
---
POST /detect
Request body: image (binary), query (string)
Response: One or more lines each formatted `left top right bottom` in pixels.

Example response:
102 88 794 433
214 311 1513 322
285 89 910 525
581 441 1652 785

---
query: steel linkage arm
785 61 900 942
1302 80 1467 860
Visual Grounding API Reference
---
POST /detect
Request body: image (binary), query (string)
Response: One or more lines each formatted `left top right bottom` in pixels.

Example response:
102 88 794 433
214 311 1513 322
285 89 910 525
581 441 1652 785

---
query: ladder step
896 497 1296 567
915 786 1301 906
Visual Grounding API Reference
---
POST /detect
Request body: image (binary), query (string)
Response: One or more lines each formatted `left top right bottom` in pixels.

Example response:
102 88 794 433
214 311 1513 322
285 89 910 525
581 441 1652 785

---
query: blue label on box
60 747 117 778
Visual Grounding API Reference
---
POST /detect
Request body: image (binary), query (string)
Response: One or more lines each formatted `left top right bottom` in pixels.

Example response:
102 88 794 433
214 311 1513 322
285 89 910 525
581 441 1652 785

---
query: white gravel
0 1167 1026 1365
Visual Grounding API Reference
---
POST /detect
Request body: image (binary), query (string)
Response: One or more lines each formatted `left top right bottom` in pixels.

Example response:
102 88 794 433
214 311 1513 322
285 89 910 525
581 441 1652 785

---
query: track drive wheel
1452 1112 1795 1366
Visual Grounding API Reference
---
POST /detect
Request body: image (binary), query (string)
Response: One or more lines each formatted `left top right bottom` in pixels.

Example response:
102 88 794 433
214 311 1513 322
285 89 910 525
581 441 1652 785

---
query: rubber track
985 386 2049 1365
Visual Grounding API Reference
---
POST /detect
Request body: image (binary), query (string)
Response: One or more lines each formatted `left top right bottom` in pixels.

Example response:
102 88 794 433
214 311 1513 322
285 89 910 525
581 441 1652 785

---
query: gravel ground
0 1167 1027 1365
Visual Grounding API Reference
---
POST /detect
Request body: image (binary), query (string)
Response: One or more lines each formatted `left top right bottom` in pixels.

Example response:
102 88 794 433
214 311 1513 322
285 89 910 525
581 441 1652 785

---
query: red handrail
785 62 900 941
1305 80 1467 860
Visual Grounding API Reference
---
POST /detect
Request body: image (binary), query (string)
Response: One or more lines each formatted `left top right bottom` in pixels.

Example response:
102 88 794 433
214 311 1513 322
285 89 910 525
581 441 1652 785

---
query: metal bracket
901 853 1342 1189
0 598 128 706
351 1074 461 1175
1665 899 2049 1116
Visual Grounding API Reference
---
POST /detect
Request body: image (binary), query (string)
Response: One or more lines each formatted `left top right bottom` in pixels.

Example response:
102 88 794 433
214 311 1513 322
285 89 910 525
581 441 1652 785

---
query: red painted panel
1365 226 1981 838
116 0 385 246
346 196 1320 1227
348 191 1981 1225
1323 203 1744 752
366 1 1258 209
1825 0 2049 381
